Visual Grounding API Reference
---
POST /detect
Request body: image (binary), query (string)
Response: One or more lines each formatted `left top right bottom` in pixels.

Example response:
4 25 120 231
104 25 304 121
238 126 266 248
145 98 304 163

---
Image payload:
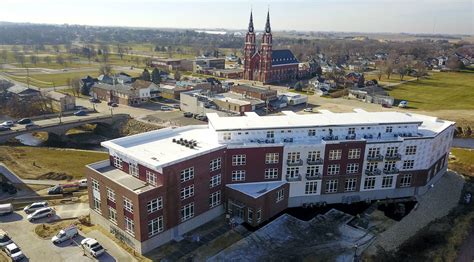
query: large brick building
243 11 299 84
86 109 454 254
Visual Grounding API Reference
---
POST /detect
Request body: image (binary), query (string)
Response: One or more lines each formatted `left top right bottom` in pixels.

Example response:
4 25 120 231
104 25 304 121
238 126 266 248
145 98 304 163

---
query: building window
92 179 99 191
400 174 412 187
328 150 342 160
147 197 163 213
232 155 246 166
108 207 117 224
113 155 123 169
266 131 275 139
180 185 194 200
386 126 393 133
231 170 246 181
209 191 221 208
382 176 393 188
305 181 318 194
345 178 357 192
181 202 194 222
348 127 355 135
276 189 284 203
125 217 134 236
405 146 417 155
107 188 115 203
210 158 222 171
123 197 133 213
256 209 262 223
308 151 321 162
265 153 279 164
306 166 320 177
386 147 398 156
325 180 338 193
402 160 415 170
348 148 361 159
384 161 397 171
93 198 101 213
223 132 231 141
308 129 316 136
287 152 301 163
346 163 359 174
367 147 380 158
148 216 164 237
364 177 376 190
366 162 378 171
210 174 221 188
180 167 194 182
129 163 139 177
327 164 340 175
146 170 157 186
286 167 299 178
247 208 254 223
265 168 279 179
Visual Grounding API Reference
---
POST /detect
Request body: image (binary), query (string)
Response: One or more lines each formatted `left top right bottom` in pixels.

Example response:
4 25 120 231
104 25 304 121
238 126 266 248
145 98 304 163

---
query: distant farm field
386 71 474 111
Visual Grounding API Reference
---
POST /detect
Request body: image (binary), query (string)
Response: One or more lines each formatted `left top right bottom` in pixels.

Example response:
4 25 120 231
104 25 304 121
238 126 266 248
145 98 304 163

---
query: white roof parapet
318 109 334 114
353 108 367 113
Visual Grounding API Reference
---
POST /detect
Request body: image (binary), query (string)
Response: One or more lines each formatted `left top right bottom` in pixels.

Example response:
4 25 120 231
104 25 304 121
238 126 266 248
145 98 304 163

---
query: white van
51 225 79 244
0 204 13 216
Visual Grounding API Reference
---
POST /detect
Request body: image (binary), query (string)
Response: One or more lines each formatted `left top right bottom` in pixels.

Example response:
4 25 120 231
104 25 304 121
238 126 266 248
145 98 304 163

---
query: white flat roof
207 110 453 133
101 125 224 169
227 181 286 198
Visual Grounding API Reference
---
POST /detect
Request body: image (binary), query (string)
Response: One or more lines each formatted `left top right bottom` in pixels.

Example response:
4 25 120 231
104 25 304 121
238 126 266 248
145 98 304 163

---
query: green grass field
385 71 474 111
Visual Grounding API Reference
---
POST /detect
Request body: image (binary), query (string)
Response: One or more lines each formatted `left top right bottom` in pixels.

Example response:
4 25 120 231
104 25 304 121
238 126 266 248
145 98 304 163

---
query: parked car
25 123 37 130
0 230 13 248
172 104 180 109
161 106 173 111
23 201 48 214
17 118 32 125
195 115 208 122
303 108 313 112
74 110 87 116
0 204 13 216
4 243 24 261
382 103 392 108
1 121 14 127
51 225 79 244
89 98 100 103
81 238 105 257
78 179 88 188
48 184 80 195
398 100 408 108
183 112 193 118
27 207 55 222
0 126 11 132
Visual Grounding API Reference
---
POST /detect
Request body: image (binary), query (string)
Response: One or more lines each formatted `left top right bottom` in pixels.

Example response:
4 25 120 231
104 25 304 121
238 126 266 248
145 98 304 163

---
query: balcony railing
365 169 382 176
367 154 384 162
306 158 323 165
287 159 303 166
305 173 322 180
286 174 302 182
385 153 402 161
383 168 399 174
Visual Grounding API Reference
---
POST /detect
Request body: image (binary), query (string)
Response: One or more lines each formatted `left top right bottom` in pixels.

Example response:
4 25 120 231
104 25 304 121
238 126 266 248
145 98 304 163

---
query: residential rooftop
227 181 286 198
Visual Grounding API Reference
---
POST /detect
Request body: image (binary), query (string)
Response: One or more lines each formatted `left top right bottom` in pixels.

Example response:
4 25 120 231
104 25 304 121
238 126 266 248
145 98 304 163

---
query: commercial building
45 91 76 112
86 109 454 254
91 80 159 106
230 84 277 101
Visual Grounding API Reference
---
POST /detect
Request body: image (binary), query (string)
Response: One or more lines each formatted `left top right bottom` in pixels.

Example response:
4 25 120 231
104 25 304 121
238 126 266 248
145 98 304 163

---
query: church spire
265 9 271 33
248 10 254 33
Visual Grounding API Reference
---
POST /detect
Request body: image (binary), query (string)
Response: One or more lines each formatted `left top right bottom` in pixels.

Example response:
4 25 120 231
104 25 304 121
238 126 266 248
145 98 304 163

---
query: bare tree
15 53 26 67
30 55 38 65
43 56 52 65
133 56 140 66
414 61 427 80
375 70 383 81
56 55 65 67
69 77 81 97
99 44 110 63
117 44 125 60
99 64 112 76
66 55 74 65
0 50 7 64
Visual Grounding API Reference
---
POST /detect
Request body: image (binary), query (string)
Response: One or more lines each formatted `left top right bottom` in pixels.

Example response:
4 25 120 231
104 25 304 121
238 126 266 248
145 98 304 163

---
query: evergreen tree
151 68 161 84
141 68 151 81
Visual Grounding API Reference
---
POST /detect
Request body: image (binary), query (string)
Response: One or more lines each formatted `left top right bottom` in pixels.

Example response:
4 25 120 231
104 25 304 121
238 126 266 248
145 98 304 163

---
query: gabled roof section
272 49 299 66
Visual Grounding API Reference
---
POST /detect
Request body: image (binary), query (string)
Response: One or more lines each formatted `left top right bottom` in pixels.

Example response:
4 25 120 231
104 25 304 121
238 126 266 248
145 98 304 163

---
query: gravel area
368 171 464 253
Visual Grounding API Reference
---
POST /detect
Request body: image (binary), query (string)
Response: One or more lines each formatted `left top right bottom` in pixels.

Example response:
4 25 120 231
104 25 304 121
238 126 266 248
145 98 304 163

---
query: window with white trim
367 147 380 158
107 187 115 203
308 129 316 136
210 174 221 188
180 167 194 182
306 166 320 177
113 155 123 169
348 148 361 159
148 216 164 237
287 152 301 163
382 176 393 188
92 179 99 191
405 145 417 155
125 217 134 236
327 164 340 175
325 179 338 193
364 177 376 190
402 160 415 170
146 170 157 186
147 197 163 213
348 127 355 135
232 155 246 166
329 150 342 160
286 167 299 178
108 207 117 224
210 158 222 171
209 191 221 208
223 132 231 141
308 151 321 161
123 197 133 213
247 208 254 223
384 161 397 171
265 168 279 179
386 126 393 133
346 163 359 174
400 174 412 187
181 202 194 221
256 209 262 223
180 185 194 200
276 189 284 202
386 147 399 156
366 162 378 171
345 178 357 192
231 170 246 181
93 198 101 213
305 181 318 194
129 163 139 177
265 153 279 164
266 131 275 139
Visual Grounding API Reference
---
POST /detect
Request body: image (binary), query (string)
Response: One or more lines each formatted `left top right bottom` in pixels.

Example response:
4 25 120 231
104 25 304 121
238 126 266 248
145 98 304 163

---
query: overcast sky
1 0 472 35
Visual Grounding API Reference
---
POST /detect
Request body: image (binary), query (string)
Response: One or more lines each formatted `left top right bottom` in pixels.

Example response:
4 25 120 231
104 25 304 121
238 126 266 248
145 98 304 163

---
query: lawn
385 71 474 111
0 146 108 180
449 148 474 176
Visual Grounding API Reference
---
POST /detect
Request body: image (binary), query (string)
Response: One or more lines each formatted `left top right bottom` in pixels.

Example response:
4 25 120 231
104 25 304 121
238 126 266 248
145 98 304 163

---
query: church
243 11 299 84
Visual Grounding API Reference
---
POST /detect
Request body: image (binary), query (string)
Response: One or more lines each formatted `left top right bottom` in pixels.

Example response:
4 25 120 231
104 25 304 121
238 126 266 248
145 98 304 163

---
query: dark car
89 98 100 103
110 103 118 107
183 112 193 118
0 126 11 132
17 118 32 124
74 110 87 116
